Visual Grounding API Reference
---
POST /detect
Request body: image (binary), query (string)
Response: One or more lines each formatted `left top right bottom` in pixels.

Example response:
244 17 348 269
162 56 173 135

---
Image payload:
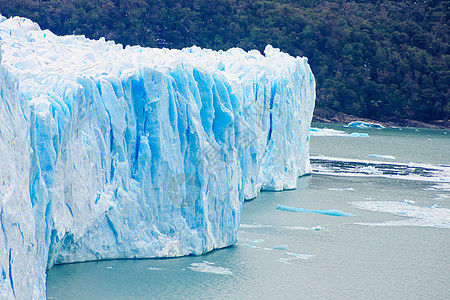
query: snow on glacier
0 16 315 299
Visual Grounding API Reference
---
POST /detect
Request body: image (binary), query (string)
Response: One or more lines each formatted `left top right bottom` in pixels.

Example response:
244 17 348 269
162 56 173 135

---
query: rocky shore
313 108 449 129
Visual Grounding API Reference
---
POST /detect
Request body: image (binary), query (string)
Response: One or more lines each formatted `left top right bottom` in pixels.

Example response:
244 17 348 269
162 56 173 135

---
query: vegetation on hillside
0 0 448 124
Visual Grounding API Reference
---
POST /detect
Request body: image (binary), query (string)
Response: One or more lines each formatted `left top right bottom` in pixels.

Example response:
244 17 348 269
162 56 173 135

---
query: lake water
47 123 450 299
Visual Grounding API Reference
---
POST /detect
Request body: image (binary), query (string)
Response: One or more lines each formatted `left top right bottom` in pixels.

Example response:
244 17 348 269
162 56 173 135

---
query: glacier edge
0 16 315 299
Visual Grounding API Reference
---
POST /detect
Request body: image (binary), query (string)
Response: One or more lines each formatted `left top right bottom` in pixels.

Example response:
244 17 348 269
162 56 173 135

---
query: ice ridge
0 16 315 299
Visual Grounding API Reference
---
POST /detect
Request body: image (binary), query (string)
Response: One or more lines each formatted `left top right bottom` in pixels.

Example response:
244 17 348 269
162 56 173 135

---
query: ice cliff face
0 16 315 299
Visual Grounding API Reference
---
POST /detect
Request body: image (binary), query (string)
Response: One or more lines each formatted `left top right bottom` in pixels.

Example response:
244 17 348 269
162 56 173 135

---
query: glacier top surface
0 15 308 97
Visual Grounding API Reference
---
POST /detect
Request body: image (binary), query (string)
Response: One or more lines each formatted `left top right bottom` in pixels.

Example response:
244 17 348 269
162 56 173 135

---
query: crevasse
0 16 315 299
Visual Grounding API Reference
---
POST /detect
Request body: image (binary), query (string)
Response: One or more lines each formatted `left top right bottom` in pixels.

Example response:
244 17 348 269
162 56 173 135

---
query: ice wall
0 16 315 299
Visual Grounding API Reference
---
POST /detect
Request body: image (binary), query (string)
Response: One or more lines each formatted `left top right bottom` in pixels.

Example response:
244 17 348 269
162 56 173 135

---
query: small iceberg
273 245 288 250
277 205 355 217
368 154 396 160
348 121 385 129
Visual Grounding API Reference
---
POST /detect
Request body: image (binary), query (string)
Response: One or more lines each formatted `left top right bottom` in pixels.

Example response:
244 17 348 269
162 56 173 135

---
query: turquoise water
47 123 450 299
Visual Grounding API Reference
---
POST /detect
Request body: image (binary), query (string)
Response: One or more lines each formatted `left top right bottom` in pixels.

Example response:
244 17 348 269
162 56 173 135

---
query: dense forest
0 0 448 126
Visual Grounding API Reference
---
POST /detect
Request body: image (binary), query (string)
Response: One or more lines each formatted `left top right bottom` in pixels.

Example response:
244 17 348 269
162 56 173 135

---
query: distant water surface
47 123 450 299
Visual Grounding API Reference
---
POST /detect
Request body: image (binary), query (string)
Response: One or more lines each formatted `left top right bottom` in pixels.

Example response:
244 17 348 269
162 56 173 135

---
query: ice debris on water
239 224 273 229
188 261 232 275
358 166 383 175
249 239 264 244
328 187 354 191
147 267 165 271
309 127 348 136
0 15 315 299
351 201 450 228
309 127 369 138
273 245 288 250
348 132 369 138
368 154 396 160
284 225 327 231
277 205 355 217
277 252 314 264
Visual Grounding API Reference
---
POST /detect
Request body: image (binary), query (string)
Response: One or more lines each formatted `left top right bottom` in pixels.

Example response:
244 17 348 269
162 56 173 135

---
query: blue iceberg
348 121 384 129
277 205 355 217
0 16 315 298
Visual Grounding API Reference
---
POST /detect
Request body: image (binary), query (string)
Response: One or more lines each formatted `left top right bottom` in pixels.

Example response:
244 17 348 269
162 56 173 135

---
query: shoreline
313 107 449 129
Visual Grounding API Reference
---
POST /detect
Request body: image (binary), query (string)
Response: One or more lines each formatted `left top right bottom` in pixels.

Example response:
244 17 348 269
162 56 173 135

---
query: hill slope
0 0 448 125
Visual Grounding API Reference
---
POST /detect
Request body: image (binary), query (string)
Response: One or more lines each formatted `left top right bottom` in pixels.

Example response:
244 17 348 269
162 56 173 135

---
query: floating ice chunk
249 239 264 244
239 224 273 229
368 154 396 160
309 127 369 138
358 166 383 175
348 121 384 129
241 244 258 249
284 226 327 231
286 252 314 259
351 201 450 228
328 187 354 191
273 245 288 250
309 127 348 136
403 199 415 204
277 205 355 217
188 261 232 275
348 132 369 138
277 252 314 264
147 267 165 271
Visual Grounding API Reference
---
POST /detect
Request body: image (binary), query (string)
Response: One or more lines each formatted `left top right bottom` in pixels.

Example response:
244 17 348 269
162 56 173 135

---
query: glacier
0 16 315 299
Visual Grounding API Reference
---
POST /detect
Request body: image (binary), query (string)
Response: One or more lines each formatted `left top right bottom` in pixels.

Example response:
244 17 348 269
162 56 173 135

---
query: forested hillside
0 0 448 125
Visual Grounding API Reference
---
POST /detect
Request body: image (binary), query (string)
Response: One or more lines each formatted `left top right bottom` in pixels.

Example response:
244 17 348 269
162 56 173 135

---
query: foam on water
351 201 450 228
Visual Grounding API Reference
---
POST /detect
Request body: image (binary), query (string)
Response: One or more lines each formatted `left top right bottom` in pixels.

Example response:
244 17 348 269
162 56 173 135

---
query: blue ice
276 205 355 217
348 121 384 129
